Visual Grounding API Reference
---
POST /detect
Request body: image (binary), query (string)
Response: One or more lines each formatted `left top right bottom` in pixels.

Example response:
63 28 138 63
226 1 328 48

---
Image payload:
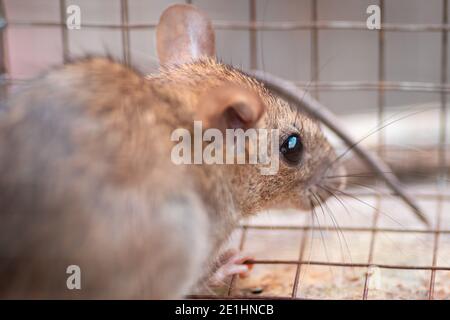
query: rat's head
154 4 346 215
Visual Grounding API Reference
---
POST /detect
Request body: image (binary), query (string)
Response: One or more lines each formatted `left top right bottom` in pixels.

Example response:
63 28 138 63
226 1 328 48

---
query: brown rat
0 4 345 298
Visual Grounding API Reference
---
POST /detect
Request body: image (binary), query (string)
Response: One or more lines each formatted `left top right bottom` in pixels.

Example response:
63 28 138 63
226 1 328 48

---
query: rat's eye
280 134 303 165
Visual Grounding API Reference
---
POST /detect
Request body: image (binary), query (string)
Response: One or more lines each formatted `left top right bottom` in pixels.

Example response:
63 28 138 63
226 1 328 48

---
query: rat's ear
196 85 266 131
156 4 215 66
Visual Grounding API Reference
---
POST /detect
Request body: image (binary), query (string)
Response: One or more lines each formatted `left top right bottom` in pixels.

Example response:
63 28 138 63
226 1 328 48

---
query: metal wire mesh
0 0 448 300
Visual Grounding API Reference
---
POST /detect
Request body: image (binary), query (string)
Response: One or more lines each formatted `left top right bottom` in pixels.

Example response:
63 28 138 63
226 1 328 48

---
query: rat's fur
0 57 343 299
0 58 211 298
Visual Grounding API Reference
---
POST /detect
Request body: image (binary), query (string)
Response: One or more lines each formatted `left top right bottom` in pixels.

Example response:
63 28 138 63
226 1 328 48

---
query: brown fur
0 3 345 298
150 57 343 214
0 56 344 298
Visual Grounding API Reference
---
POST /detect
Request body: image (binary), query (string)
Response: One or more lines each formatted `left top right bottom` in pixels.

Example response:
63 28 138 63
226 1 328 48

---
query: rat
0 4 345 298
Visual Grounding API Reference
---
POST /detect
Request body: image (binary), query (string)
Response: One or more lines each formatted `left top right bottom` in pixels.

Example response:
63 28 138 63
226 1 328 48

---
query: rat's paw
209 249 254 286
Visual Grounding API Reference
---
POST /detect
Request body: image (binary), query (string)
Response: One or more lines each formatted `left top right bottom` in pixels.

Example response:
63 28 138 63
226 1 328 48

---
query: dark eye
280 134 303 165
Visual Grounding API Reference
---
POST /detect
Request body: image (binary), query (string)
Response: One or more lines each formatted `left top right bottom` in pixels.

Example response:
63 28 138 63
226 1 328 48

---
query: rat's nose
327 164 347 192
309 162 347 206
322 162 346 194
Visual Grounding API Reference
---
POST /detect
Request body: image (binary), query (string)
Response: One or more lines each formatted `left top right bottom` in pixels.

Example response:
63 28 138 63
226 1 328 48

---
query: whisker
316 189 354 267
310 192 334 277
323 187 431 265
320 185 353 219
345 181 394 195
326 171 450 182
292 56 336 126
327 186 409 229
330 107 432 168
299 197 318 287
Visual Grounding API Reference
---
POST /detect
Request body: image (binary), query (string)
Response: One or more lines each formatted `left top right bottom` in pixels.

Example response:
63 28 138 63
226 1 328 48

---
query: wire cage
0 0 449 299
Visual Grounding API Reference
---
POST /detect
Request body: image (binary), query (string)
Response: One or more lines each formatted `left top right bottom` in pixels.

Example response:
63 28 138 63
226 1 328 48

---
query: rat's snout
324 162 347 193
307 159 347 208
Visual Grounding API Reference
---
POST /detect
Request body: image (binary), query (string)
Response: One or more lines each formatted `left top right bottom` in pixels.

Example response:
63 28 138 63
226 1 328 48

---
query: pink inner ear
197 85 266 133
156 4 216 66
224 108 247 130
